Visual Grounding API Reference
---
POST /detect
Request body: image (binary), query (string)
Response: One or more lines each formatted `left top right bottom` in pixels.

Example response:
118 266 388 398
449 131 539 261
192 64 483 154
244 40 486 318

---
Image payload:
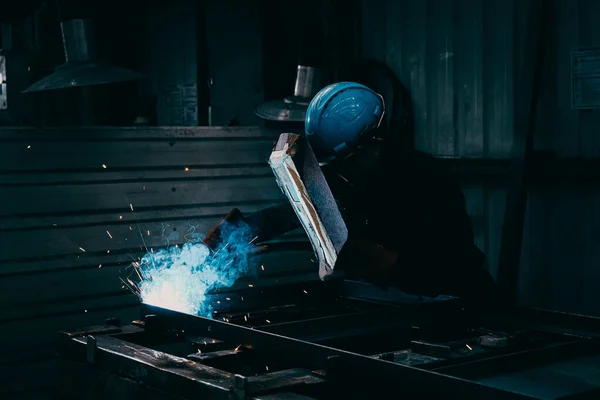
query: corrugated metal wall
363 0 600 315
142 0 265 127
0 127 313 397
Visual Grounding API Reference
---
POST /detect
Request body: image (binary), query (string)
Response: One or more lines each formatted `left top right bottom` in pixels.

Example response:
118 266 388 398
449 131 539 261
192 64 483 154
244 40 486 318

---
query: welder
206 82 497 301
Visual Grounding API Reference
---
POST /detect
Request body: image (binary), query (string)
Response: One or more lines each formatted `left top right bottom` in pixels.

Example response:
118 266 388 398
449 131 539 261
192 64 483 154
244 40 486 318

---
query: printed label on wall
166 83 198 125
0 55 7 110
572 47 600 109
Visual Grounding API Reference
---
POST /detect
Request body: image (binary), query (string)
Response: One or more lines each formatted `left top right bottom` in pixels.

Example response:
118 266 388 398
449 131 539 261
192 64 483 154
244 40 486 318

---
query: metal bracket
86 335 97 364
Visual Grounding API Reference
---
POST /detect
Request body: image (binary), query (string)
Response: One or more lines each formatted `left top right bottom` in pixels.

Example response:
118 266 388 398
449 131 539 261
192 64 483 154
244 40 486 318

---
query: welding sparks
130 203 134 211
265 366 269 371
248 284 254 288
303 289 308 294
248 236 258 244
265 319 271 323
235 345 241 352
184 167 189 172
79 247 86 252
147 230 150 236
125 221 255 317
107 250 110 254
106 231 113 239
244 315 248 322
261 265 265 271
27 145 31 149
119 215 123 220
466 344 473 351
226 297 230 301
99 264 102 268
102 164 107 169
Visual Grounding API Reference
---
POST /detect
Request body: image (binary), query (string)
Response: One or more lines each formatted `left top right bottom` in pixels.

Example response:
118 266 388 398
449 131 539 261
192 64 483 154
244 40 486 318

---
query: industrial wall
1 0 600 397
362 0 600 315
0 127 314 398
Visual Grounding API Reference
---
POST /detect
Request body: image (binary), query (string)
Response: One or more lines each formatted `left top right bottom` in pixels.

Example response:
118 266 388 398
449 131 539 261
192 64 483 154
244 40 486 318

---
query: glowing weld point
79 247 86 252
265 319 270 323
130 203 134 211
184 167 189 172
102 164 107 169
466 344 473 351
106 231 113 239
217 301 220 304
27 145 31 149
212 340 216 343
119 215 123 220
84 309 88 313
107 250 110 254
235 345 241 352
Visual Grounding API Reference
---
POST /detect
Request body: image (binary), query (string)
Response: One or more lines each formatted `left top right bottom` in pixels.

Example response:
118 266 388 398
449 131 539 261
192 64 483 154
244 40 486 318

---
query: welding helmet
305 82 385 163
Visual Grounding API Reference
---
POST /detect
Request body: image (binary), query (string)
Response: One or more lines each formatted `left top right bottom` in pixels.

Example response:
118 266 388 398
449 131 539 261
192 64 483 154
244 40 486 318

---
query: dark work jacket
245 149 496 299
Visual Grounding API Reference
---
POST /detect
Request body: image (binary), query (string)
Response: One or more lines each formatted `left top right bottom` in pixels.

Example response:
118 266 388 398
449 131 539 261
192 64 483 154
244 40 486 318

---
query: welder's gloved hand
334 235 399 288
202 208 247 250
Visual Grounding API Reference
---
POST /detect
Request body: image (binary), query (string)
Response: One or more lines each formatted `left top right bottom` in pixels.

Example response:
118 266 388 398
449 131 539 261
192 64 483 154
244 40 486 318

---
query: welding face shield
304 82 385 165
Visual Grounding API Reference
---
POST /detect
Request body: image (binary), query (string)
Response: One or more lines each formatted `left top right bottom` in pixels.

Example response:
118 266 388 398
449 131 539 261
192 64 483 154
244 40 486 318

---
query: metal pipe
61 19 97 63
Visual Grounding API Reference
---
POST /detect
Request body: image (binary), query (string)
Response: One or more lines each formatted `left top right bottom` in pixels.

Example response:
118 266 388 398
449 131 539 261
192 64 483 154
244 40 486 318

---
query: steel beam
142 304 536 399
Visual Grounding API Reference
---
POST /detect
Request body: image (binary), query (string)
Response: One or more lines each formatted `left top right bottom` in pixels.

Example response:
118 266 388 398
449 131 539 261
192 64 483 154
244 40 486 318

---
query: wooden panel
0 177 282 216
0 250 316 318
205 0 264 126
454 0 484 157
0 200 278 231
485 187 507 280
581 190 600 316
554 0 580 156
0 126 273 140
426 0 455 156
0 139 275 171
0 300 140 358
405 0 429 151
362 0 387 61
0 165 271 186
577 0 600 157
482 0 514 157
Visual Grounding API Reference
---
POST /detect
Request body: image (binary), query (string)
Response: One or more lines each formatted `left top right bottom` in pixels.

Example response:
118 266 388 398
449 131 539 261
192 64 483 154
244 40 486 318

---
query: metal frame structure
60 280 600 399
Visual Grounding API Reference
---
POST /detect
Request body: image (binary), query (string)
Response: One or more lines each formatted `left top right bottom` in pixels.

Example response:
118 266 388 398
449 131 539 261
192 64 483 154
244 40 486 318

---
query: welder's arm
244 202 302 242
203 203 302 249
335 237 399 285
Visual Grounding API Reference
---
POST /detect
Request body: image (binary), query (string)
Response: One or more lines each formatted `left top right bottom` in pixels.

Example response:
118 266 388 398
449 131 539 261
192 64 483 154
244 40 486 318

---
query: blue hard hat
305 82 385 162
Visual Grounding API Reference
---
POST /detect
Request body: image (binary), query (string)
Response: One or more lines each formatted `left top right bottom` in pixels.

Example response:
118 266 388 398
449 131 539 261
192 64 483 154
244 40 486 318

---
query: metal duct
254 65 324 122
23 18 143 93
